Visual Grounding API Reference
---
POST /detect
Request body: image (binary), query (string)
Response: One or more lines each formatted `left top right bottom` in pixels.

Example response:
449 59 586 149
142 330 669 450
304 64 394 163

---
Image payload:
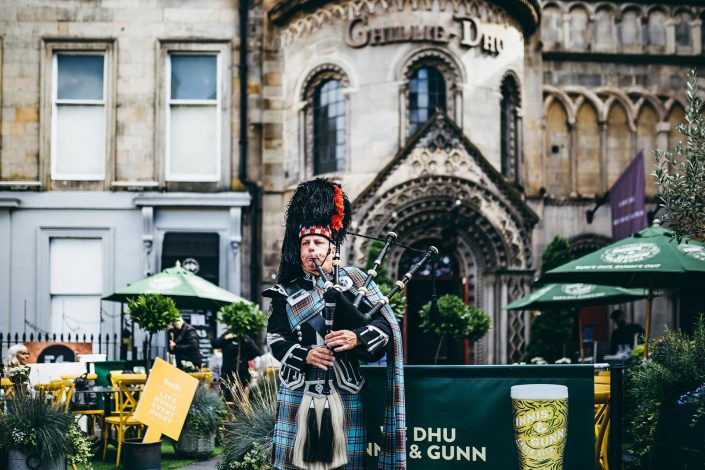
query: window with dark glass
313 79 345 175
675 12 692 46
501 76 520 181
409 67 446 136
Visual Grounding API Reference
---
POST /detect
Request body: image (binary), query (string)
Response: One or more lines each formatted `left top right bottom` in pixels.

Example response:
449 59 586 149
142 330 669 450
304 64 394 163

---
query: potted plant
127 294 181 375
218 379 277 470
0 392 93 470
419 294 491 364
174 385 227 458
218 301 267 377
625 316 705 468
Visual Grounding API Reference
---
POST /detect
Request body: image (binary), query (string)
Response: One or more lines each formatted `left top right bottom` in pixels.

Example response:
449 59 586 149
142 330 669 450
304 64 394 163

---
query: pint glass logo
601 243 660 264
678 244 705 261
561 284 595 296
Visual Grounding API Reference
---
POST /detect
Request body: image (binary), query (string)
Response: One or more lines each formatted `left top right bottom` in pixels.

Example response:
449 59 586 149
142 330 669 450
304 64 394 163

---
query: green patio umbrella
103 261 249 309
506 282 651 362
541 223 705 356
505 283 650 311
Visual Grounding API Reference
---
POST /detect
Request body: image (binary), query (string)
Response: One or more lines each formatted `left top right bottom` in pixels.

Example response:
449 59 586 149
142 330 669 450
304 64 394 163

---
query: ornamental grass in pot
0 391 93 470
173 385 227 458
625 316 705 469
218 377 277 470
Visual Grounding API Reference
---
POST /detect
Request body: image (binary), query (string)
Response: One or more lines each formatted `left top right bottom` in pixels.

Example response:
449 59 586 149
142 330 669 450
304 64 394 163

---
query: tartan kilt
272 384 366 470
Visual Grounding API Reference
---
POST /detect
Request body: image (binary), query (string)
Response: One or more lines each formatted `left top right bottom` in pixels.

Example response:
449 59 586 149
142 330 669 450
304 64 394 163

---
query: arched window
500 75 521 182
647 9 667 48
300 64 350 180
675 11 693 47
569 6 590 51
312 79 345 174
408 67 446 136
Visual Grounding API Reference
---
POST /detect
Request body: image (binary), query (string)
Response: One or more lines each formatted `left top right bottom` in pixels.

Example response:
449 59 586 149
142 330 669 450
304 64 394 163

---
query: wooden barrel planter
650 403 705 469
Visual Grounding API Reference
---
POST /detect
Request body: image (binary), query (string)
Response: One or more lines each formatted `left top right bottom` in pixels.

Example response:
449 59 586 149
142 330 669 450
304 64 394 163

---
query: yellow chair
102 375 146 466
0 377 14 397
34 380 74 412
189 371 213 385
62 373 97 381
594 388 610 470
65 374 105 440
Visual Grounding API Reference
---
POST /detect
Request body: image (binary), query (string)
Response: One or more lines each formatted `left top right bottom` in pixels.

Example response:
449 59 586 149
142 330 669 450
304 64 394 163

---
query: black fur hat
278 178 352 283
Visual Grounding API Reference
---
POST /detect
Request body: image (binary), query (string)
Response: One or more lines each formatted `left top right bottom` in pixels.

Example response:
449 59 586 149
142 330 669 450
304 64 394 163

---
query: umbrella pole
644 287 654 358
578 311 584 363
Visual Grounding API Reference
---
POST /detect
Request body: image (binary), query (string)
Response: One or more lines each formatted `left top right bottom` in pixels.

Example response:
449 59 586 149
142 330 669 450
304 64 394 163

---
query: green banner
362 365 595 469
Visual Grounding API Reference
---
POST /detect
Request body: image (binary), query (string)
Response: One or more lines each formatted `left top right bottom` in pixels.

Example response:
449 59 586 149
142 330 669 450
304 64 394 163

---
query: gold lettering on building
345 16 504 55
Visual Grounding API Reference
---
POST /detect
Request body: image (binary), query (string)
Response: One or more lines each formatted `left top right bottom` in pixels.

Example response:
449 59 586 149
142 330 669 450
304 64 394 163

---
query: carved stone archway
351 113 539 364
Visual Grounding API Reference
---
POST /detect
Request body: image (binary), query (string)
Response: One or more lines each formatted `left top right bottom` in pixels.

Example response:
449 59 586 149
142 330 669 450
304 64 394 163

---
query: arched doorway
398 240 463 364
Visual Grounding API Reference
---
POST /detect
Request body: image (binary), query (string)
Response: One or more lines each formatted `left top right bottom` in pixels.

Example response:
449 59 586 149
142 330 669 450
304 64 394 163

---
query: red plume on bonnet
331 184 345 232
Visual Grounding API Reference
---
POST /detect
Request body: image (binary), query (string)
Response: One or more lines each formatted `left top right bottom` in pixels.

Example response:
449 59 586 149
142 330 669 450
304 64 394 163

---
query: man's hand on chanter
306 346 334 371
325 330 360 352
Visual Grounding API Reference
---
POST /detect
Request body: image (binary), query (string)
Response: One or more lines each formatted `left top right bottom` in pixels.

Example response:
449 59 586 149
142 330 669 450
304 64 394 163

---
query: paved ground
180 457 219 469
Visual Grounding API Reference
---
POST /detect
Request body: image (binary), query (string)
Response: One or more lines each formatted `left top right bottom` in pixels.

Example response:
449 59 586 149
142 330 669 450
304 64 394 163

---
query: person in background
5 344 31 389
610 309 645 355
169 316 202 370
211 332 260 400
5 344 29 370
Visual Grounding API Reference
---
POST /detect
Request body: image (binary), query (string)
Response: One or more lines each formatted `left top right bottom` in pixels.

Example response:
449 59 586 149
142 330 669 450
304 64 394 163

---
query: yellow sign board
133 357 199 442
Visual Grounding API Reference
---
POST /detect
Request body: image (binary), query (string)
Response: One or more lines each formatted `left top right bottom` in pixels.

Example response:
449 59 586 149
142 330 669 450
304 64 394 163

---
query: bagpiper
265 178 406 470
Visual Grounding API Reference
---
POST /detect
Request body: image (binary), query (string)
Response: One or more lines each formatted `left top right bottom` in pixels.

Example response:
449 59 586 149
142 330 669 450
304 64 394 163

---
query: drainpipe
238 0 260 301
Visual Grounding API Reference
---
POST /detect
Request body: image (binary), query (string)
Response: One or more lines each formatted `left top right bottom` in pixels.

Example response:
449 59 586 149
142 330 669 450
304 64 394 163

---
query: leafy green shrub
219 301 267 339
625 316 705 466
127 294 180 370
653 69 705 243
419 294 491 364
218 301 267 373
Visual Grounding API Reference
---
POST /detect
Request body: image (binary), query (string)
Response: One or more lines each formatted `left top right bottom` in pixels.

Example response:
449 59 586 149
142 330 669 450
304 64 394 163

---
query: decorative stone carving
274 0 520 44
352 114 536 274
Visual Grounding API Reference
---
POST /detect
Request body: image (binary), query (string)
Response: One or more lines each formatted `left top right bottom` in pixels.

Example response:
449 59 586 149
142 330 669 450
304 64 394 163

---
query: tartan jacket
264 267 392 393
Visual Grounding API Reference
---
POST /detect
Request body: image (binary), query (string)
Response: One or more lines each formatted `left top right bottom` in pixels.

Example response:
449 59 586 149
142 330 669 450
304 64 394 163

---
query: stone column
569 122 578 196
666 18 677 54
692 19 702 55
141 206 154 277
562 13 572 50
599 121 608 192
229 207 243 297
0 202 16 329
656 121 670 156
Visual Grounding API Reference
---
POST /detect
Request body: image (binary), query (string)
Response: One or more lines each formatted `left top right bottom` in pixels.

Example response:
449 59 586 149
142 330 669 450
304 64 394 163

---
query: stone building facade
0 0 252 358
0 0 702 363
257 0 705 364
